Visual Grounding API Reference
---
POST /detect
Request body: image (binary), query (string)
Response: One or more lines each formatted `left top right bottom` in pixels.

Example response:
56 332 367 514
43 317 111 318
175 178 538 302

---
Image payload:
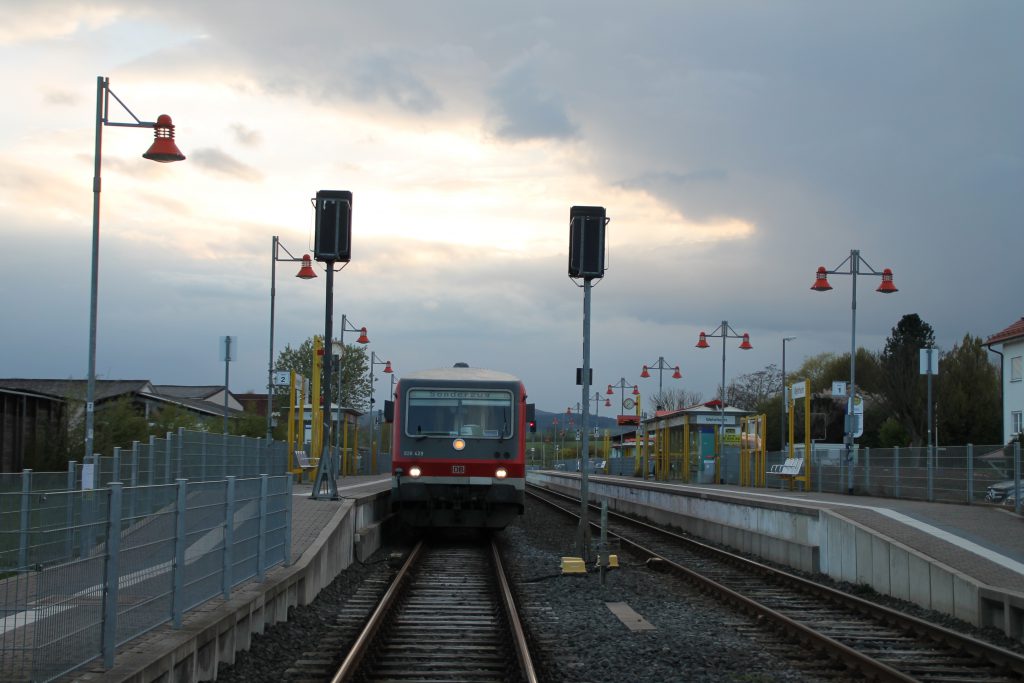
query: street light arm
273 239 311 263
101 81 157 129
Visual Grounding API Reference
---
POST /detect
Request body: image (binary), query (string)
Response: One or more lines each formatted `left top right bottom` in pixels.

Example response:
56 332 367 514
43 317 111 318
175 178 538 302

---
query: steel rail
330 539 424 683
490 537 539 683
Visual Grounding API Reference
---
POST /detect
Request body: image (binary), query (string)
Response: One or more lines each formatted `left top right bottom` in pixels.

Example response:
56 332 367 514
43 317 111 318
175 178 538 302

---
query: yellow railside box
560 557 587 574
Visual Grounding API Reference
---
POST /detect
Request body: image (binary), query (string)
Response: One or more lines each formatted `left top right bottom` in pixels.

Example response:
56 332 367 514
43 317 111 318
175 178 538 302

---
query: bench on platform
294 450 319 482
768 457 804 477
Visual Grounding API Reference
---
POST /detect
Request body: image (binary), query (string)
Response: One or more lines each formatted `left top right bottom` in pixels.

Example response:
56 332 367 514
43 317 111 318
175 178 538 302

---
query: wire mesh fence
0 429 293 683
551 441 1021 513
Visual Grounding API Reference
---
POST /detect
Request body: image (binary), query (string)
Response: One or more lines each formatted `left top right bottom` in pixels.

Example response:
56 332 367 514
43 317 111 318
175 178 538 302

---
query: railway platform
531 471 1024 643
59 475 392 683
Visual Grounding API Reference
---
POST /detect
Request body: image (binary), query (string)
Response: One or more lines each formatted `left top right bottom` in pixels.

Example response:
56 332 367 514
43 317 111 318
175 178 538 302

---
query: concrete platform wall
818 509 1024 640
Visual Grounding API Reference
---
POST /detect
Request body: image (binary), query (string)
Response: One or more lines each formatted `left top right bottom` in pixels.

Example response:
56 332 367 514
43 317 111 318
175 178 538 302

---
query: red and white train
389 364 531 529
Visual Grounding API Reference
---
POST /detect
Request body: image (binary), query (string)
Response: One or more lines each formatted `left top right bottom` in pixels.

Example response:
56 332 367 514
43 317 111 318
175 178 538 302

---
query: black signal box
568 205 606 279
314 190 352 262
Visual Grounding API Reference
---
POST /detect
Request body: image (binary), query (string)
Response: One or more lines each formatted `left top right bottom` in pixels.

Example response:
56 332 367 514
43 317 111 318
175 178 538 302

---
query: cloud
487 53 578 141
42 89 79 106
187 147 263 181
0 3 122 45
230 123 262 147
345 52 443 114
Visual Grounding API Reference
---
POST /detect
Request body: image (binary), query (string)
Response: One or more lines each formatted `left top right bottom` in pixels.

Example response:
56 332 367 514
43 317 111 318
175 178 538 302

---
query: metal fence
551 441 1022 513
0 430 293 683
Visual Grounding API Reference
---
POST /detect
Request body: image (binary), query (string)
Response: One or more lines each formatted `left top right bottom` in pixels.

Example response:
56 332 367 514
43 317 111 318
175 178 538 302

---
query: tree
935 334 1000 445
275 337 371 411
148 403 203 436
94 396 150 455
230 409 271 438
727 364 781 411
878 417 910 447
783 350 884 449
647 388 704 412
880 314 935 446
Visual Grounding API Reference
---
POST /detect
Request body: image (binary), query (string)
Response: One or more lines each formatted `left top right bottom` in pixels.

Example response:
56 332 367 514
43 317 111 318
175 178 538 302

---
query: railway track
330 537 537 683
528 484 1024 682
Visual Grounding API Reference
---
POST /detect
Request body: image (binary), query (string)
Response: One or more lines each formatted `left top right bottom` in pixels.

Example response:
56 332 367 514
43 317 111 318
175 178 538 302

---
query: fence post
172 479 187 628
174 429 183 480
284 473 294 567
966 444 974 504
257 474 269 580
812 443 821 492
864 447 871 493
178 427 187 479
102 483 122 669
838 448 845 494
164 434 172 484
66 462 77 560
18 469 32 569
894 446 901 498
222 476 236 599
130 441 139 521
112 447 121 486
83 456 97 556
201 430 208 481
1015 441 1021 516
927 444 934 502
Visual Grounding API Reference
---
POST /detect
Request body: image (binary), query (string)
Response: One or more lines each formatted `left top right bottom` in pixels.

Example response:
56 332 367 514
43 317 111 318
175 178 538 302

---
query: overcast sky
1 1 1021 416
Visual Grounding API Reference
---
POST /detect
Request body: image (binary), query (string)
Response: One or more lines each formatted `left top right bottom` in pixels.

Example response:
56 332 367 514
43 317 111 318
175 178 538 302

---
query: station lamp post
368 352 393 469
86 76 185 461
587 391 605 421
696 322 752 472
781 337 796 452
332 314 370 466
606 379 640 416
640 357 682 407
266 240 317 441
811 250 897 484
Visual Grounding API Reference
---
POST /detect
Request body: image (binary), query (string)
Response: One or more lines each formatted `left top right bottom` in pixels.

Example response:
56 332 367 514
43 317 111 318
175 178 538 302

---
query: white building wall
1002 338 1024 443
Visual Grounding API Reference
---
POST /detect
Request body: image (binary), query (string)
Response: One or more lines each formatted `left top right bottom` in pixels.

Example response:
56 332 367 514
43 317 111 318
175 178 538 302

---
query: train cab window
406 388 514 440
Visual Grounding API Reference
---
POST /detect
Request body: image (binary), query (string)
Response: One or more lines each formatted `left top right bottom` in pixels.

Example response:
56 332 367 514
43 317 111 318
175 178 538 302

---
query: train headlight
409 466 422 478
453 438 466 451
495 467 508 479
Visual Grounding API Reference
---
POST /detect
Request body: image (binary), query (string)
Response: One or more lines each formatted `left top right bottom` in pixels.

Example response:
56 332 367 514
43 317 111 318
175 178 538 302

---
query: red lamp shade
142 115 186 163
296 255 317 279
672 366 682 379
739 333 753 350
356 327 370 344
606 384 614 395
383 361 393 373
640 365 650 378
876 268 898 293
811 266 832 291
604 398 611 407
696 331 710 349
632 385 640 396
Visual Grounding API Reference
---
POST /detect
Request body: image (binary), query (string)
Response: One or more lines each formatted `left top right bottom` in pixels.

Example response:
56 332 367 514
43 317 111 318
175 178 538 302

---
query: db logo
451 465 465 474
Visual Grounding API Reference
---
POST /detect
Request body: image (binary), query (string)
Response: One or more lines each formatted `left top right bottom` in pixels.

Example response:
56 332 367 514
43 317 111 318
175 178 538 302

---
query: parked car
985 480 1019 503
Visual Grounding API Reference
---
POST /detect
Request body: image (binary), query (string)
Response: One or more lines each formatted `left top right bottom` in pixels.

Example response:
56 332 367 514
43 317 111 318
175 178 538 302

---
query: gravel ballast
215 493 1020 681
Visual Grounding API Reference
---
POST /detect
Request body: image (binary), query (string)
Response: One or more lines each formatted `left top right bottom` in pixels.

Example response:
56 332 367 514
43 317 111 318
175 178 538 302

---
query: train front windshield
405 388 514 439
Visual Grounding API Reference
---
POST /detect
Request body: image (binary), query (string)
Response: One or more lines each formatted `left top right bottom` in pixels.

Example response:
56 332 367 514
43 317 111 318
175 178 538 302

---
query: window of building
1014 411 1023 436
1012 356 1022 382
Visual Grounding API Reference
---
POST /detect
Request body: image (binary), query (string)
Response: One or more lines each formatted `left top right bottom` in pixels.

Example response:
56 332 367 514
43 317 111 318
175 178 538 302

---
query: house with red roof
985 316 1024 443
